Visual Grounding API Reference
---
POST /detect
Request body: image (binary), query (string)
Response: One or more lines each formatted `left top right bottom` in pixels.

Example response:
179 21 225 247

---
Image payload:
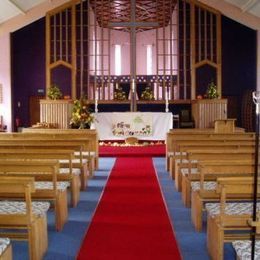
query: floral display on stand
205 81 219 99
114 86 127 100
47 84 63 100
140 86 154 100
70 96 94 129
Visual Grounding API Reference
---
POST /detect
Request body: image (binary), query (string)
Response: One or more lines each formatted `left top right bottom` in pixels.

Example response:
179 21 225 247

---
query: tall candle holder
165 88 169 113
95 90 98 113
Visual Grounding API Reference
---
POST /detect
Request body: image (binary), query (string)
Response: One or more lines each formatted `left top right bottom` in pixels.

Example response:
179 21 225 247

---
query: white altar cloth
92 112 172 140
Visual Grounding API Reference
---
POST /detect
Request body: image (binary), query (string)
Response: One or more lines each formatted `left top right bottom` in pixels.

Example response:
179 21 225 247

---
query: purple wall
11 17 46 128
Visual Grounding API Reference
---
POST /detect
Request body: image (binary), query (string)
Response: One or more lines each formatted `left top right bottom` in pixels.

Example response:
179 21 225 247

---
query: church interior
0 0 260 259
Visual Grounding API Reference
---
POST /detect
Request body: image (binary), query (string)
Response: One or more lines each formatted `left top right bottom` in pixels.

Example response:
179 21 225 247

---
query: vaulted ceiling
0 0 259 29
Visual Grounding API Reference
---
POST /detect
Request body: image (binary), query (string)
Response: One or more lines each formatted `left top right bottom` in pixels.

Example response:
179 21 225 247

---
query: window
115 44 121 75
146 45 152 75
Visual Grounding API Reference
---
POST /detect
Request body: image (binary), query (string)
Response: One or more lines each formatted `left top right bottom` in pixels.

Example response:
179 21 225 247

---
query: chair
179 110 194 128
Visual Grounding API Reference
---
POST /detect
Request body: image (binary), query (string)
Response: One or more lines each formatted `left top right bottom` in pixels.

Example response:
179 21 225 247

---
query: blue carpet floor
11 157 236 259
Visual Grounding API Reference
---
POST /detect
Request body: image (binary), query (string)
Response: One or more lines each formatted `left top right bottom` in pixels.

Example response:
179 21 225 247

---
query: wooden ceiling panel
89 0 177 32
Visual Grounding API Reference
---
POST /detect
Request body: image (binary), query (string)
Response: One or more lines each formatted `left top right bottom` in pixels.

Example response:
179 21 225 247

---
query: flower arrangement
47 84 63 100
205 81 219 99
114 86 127 100
70 96 94 129
140 86 154 100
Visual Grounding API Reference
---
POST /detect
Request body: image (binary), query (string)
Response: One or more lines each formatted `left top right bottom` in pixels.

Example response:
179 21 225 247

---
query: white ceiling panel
224 0 260 17
0 0 21 24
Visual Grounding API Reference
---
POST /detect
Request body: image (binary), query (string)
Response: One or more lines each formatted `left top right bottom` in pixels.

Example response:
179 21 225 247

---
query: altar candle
95 90 98 113
165 88 169 112
131 79 135 93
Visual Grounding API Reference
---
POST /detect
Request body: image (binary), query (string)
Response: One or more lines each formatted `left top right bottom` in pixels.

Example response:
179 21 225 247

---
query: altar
92 112 173 140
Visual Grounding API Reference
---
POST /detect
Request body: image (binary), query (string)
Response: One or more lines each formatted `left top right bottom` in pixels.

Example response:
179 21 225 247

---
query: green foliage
114 87 127 100
47 84 63 100
141 86 154 101
70 96 94 128
206 81 219 99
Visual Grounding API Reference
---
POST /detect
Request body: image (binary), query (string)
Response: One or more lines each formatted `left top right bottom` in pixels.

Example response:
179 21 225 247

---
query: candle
165 88 169 112
95 90 98 113
131 79 135 93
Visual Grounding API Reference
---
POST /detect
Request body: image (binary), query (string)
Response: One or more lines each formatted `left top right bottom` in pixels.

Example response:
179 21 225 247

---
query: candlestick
131 79 135 93
165 88 169 112
95 90 98 113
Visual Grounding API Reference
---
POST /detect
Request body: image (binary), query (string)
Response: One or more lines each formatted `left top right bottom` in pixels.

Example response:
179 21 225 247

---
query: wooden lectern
191 99 227 128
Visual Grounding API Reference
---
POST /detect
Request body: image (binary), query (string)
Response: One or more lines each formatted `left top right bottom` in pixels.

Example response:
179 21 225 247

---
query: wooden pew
0 139 90 186
174 147 254 191
0 176 50 260
0 148 81 207
0 159 68 231
181 154 255 207
190 161 255 231
21 128 99 169
206 176 260 260
166 131 255 170
169 140 255 177
0 132 95 175
0 238 12 260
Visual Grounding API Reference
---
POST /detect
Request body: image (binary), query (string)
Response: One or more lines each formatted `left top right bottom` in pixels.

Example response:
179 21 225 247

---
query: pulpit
191 99 227 128
40 99 73 129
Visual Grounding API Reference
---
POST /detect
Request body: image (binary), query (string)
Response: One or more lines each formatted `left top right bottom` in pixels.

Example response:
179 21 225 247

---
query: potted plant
140 86 154 100
205 81 219 99
69 96 94 129
47 84 63 100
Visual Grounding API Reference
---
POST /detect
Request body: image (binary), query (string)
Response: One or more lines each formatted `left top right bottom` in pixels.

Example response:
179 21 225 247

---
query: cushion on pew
191 181 217 191
0 238 10 256
181 168 198 175
205 202 260 217
0 201 50 216
35 181 70 191
59 168 81 175
232 240 260 260
176 159 197 164
74 151 95 156
59 159 88 164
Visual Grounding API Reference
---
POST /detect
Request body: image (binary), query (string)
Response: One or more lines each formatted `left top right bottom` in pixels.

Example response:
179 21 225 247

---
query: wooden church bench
0 148 81 207
169 140 255 176
0 238 12 260
190 161 254 231
0 159 68 232
21 129 99 169
166 131 255 170
174 148 254 191
205 176 260 260
179 153 254 207
0 177 50 260
0 139 91 186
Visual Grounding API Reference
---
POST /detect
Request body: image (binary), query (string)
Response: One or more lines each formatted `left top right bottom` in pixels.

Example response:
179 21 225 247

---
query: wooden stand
214 119 236 133
191 99 227 128
40 99 73 129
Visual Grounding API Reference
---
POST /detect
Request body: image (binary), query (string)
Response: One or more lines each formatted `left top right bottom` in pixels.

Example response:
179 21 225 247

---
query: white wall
0 34 11 131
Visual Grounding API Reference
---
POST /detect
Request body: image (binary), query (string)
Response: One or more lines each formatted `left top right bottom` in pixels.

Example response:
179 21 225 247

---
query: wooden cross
108 0 159 111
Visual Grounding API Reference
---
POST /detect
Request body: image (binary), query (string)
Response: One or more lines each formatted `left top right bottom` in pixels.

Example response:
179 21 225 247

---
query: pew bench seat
232 240 260 260
35 181 70 191
191 181 217 191
0 238 11 260
205 202 260 217
0 201 50 216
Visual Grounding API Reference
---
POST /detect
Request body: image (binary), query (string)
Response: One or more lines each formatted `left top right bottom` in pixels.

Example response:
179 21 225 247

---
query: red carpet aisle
77 157 182 260
99 144 166 157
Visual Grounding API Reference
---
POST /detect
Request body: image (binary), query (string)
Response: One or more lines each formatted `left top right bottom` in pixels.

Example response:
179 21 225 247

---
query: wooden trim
190 2 196 100
49 60 73 69
194 59 218 68
187 0 221 15
46 0 80 16
71 3 77 99
46 13 51 97
217 13 222 97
